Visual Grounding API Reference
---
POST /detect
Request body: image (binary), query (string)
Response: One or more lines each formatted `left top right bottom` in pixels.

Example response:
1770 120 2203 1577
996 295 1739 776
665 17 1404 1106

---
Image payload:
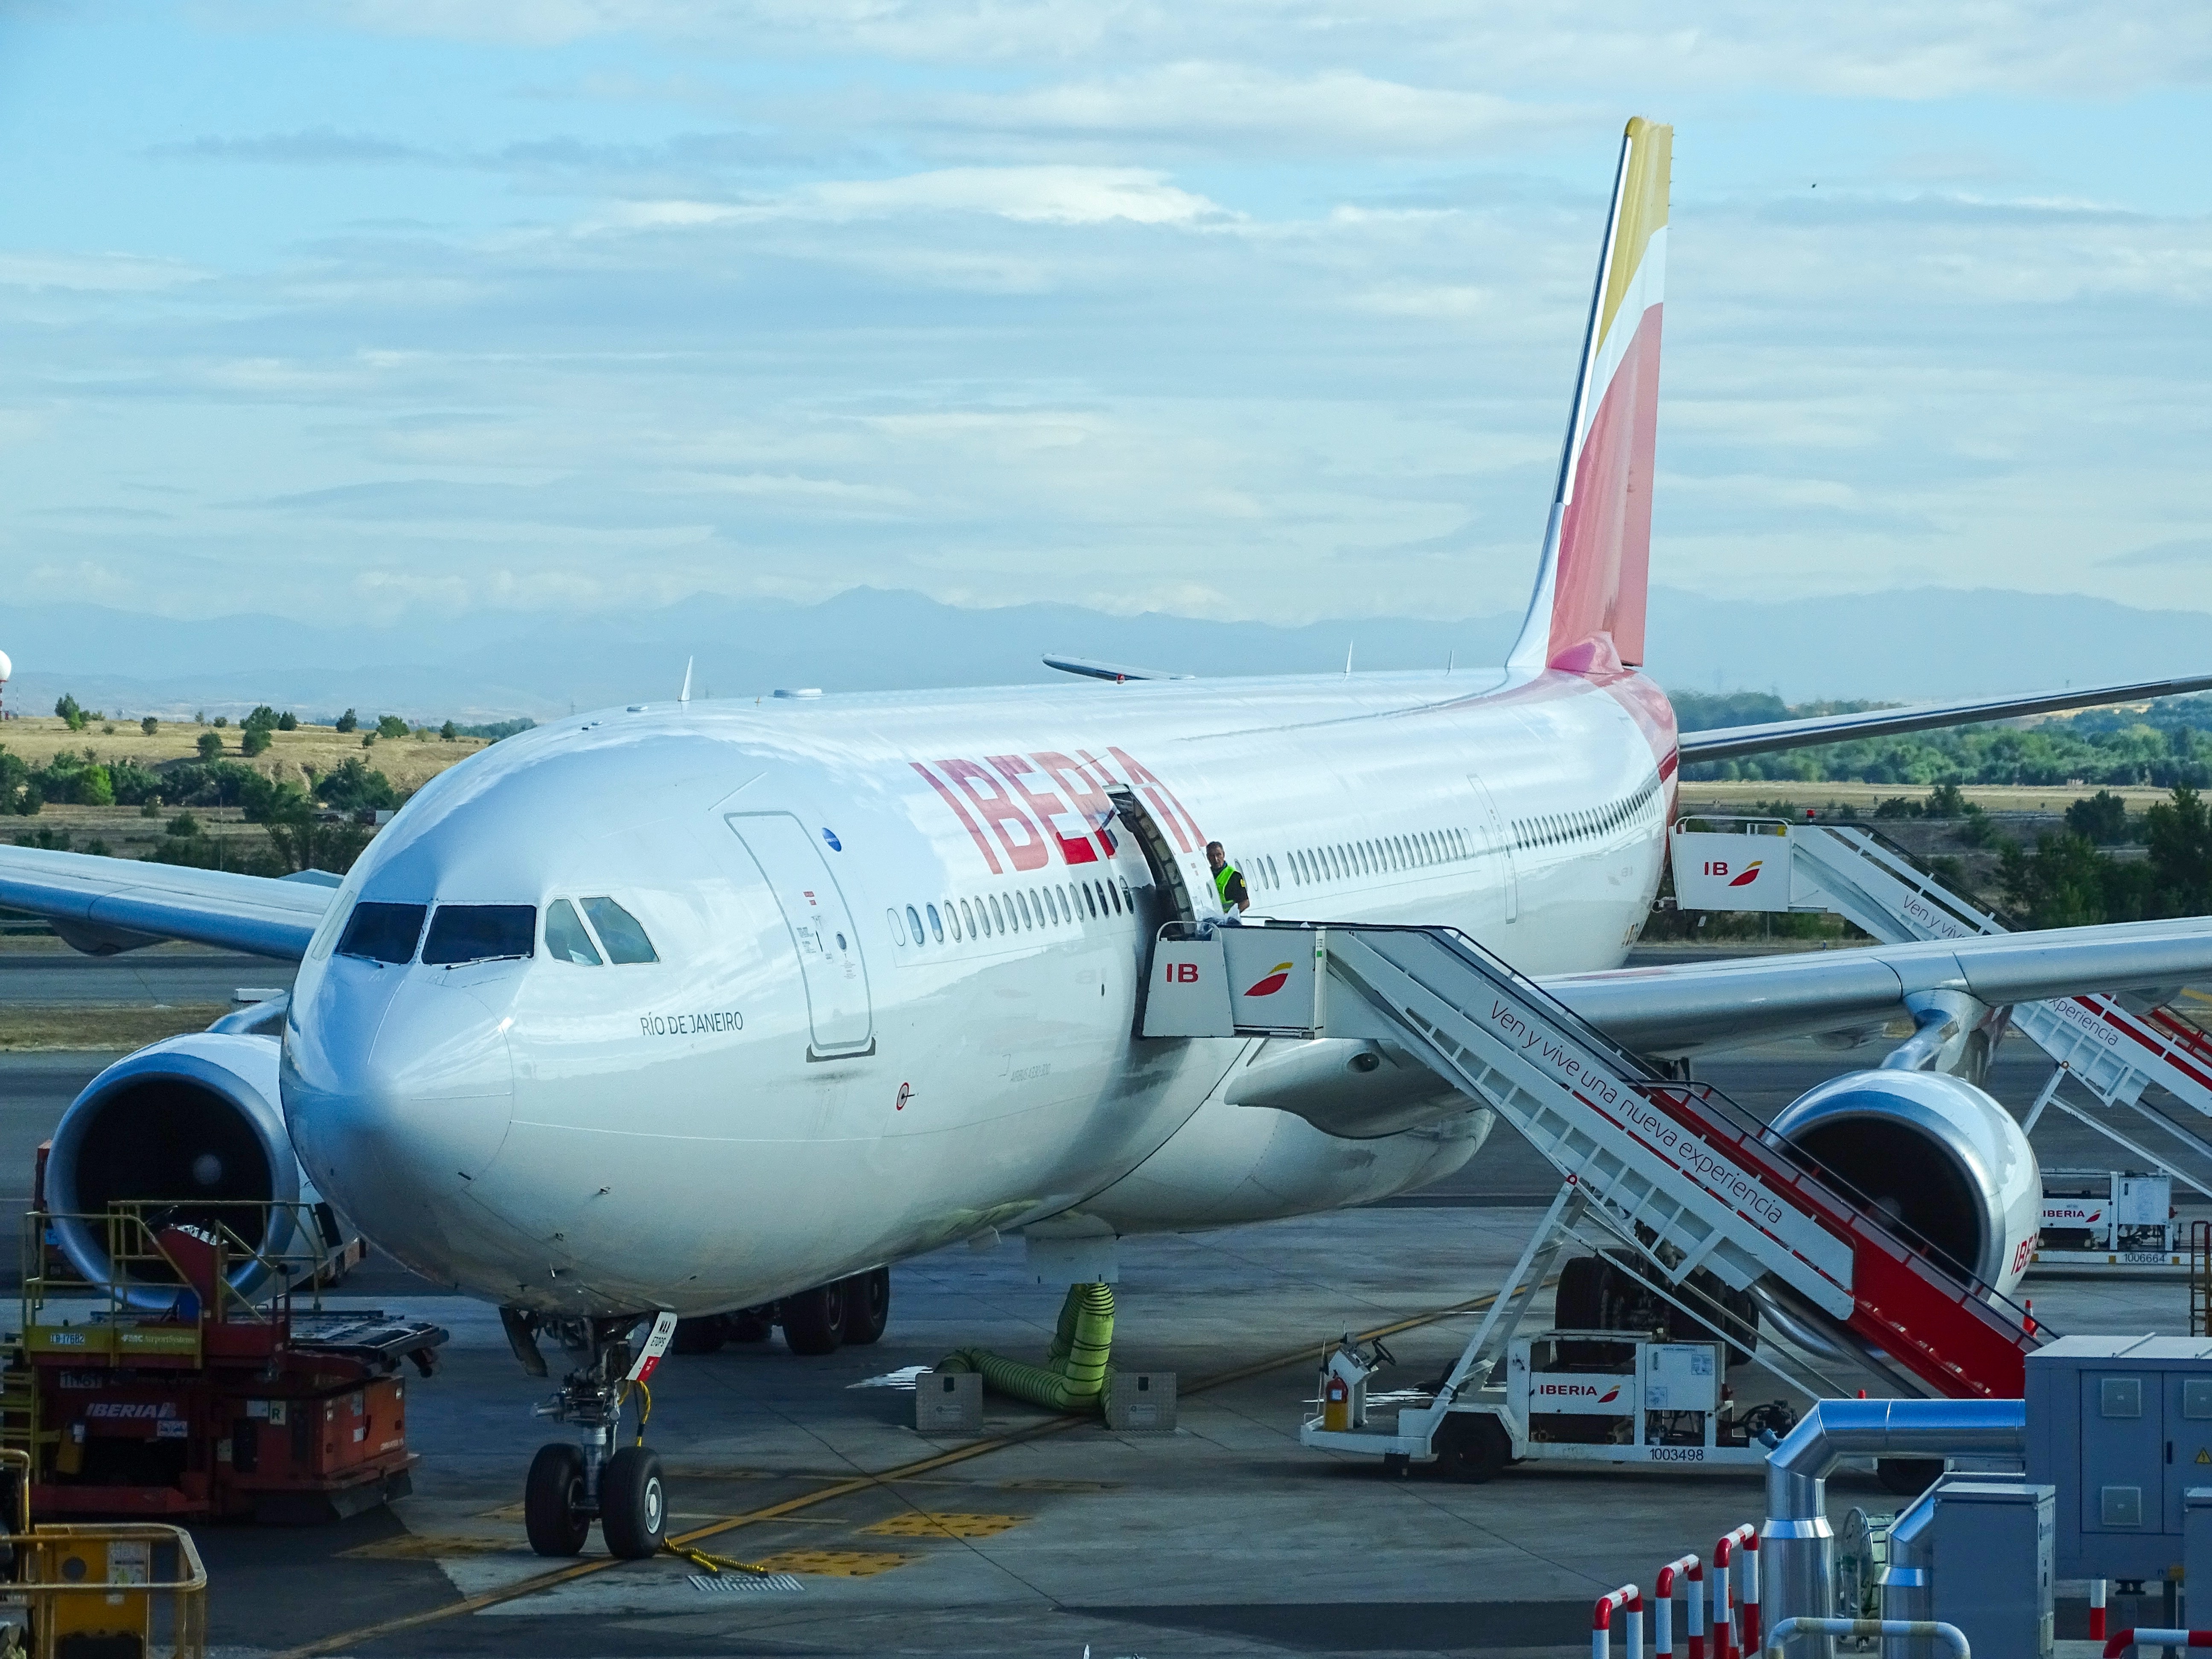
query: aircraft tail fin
1508 116 1672 675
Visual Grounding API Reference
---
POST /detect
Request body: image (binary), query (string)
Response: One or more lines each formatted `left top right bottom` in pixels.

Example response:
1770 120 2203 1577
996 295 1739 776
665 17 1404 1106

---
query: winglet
679 656 693 705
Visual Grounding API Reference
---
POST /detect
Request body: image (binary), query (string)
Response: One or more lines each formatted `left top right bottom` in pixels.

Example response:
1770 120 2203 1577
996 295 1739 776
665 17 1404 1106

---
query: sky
0 1 2207 633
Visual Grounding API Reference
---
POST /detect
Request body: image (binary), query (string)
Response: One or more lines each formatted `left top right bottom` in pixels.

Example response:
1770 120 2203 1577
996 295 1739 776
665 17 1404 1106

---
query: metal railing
0 1522 207 1659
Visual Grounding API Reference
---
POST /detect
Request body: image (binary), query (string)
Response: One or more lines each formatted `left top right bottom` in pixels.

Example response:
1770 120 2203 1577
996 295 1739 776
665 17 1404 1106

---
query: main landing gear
668 1266 891 1358
506 1312 672 1560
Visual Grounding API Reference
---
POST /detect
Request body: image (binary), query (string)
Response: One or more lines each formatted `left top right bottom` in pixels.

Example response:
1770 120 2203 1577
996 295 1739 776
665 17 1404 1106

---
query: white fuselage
281 663 1678 1316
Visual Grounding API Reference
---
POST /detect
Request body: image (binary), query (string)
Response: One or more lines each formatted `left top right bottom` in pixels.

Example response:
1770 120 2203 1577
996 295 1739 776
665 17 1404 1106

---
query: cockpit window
422 904 536 966
338 902 427 964
544 899 602 966
581 897 658 965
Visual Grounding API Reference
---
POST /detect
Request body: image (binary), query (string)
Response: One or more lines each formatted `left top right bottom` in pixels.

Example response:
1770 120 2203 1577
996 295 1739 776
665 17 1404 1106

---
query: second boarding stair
1675 818 2212 1190
1143 918 2043 1399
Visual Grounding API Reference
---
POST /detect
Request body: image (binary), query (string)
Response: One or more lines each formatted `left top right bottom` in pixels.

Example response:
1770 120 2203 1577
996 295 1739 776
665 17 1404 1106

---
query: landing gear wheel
1877 1456 1945 1498
671 1317 727 1356
841 1268 890 1346
599 1446 667 1559
524 1443 590 1557
781 1282 847 1355
1431 1413 1511 1483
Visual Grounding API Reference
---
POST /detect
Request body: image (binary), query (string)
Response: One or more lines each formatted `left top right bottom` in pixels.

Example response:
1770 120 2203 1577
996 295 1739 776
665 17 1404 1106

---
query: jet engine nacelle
1770 1068 2041 1298
45 1032 333 1307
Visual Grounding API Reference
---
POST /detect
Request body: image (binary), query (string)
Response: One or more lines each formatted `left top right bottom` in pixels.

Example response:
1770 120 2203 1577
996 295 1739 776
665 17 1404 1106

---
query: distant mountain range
0 586 2202 722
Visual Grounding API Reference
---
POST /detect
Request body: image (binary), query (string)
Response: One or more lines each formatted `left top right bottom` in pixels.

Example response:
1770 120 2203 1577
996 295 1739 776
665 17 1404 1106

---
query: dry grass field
1678 779 2171 816
0 713 491 793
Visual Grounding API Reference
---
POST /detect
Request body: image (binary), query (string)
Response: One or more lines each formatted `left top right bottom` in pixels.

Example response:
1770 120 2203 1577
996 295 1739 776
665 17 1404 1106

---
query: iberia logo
1244 962 1295 998
1727 860 1764 888
1537 1382 1621 1403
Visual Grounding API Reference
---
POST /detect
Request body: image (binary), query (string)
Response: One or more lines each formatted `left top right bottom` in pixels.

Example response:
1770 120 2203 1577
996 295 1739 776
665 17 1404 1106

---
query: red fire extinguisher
1322 1372 1351 1432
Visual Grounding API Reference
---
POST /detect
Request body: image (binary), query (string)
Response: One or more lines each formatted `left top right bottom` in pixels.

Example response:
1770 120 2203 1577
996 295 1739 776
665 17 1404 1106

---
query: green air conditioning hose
938 1281 1114 1413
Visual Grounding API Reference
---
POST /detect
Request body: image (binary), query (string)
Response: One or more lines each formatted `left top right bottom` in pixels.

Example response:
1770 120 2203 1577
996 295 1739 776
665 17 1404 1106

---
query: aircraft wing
1543 917 2212 1056
0 845 332 960
1679 671 2212 765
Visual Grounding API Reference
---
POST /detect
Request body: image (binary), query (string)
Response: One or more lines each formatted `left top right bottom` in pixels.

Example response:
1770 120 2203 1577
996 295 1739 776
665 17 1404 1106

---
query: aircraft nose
284 971 516 1267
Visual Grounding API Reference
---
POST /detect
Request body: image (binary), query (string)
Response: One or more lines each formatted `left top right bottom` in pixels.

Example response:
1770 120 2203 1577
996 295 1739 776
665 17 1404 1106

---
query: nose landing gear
518 1310 678 1560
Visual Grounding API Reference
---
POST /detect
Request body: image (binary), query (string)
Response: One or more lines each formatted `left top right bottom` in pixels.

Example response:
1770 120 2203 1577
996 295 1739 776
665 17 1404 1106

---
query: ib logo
1702 859 1764 888
1243 962 1295 998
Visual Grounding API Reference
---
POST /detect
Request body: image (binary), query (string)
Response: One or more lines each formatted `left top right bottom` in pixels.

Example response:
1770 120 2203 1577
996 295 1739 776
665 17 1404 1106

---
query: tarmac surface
0 949 2204 1654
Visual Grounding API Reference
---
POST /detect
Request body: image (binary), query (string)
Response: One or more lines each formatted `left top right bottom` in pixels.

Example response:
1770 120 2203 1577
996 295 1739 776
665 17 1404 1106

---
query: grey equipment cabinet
1880 1476 2054 1659
2025 1334 2212 1580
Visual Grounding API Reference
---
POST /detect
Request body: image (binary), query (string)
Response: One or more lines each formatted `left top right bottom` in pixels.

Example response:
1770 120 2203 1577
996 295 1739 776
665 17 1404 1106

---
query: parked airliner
8 118 2212 1557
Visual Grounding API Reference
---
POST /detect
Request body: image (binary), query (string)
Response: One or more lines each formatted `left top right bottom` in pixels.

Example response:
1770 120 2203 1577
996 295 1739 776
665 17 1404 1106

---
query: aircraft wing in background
1543 915 2212 1056
0 845 332 960
1678 671 2212 765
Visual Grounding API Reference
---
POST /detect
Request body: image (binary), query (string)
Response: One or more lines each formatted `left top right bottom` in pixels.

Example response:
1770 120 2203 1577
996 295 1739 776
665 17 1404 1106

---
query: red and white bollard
2102 1631 2212 1655
1653 1554 1703 1659
1595 1583 1644 1659
1712 1526 1757 1659
2092 1580 2109 1642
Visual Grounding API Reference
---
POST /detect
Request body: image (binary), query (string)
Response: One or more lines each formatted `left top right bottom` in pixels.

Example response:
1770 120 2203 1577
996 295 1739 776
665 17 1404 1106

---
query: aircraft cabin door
725 812 874 1058
1107 788 1199 926
1466 772 1519 923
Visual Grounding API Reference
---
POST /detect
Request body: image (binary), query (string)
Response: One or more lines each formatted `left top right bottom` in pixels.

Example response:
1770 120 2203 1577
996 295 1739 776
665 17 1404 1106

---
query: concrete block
914 1369 983 1436
1106 1371 1176 1432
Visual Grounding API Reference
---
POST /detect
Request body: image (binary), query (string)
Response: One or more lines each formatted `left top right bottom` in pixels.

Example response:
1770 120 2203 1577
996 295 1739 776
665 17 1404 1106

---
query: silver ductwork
45 1031 329 1308
1770 1068 2041 1298
1763 1398 2026 1658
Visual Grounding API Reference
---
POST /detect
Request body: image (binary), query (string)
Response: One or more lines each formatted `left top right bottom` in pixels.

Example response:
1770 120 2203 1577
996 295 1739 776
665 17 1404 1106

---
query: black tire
1665 1284 1760 1368
728 1308 773 1343
841 1268 890 1346
671 1317 726 1356
1432 1413 1512 1483
781 1282 847 1355
524 1443 590 1557
1877 1455 1944 1498
1555 1255 1606 1330
599 1446 667 1560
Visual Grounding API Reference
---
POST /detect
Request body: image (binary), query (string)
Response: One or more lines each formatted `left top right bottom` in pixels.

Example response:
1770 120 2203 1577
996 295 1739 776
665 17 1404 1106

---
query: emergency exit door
1467 772 1519 923
726 813 874 1058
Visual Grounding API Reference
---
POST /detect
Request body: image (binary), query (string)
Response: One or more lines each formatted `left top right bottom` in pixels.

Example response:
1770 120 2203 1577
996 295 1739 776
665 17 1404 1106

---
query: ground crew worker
1206 841 1250 914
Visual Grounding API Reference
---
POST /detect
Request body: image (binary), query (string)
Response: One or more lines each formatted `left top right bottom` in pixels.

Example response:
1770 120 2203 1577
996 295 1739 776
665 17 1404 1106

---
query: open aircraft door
726 812 874 1059
1107 788 1199 928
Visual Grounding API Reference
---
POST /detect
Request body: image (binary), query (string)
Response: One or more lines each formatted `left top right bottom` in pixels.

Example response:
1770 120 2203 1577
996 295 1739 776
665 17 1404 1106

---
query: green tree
2000 832 2112 927
140 715 158 736
197 732 223 760
166 813 200 838
2065 789 2131 844
276 711 298 732
78 765 114 808
2145 787 2212 917
245 705 278 730
212 715 228 729
1926 781 1968 818
439 720 457 742
313 757 399 814
375 714 408 739
53 694 84 731
241 725 272 757
335 708 358 733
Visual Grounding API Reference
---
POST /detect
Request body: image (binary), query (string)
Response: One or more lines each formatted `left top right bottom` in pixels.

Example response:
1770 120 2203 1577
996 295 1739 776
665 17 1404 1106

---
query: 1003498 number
1649 1446 1705 1463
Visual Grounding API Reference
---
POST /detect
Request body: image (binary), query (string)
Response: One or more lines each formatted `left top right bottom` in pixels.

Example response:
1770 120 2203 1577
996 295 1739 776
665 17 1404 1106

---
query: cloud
607 166 1229 229
2109 538 2212 567
0 252 210 292
149 128 429 165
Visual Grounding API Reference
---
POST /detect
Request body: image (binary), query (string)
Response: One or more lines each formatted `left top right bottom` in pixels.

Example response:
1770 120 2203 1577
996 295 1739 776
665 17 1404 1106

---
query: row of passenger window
338 897 658 967
1278 826 1473 888
1511 774 1661 852
890 873 1135 950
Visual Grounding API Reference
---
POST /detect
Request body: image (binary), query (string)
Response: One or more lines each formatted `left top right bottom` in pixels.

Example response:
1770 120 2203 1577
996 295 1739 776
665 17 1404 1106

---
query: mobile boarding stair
1674 817 2212 1267
1141 918 2046 1472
